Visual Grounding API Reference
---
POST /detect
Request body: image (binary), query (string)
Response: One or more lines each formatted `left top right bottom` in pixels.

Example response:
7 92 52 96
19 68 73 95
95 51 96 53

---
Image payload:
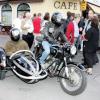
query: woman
83 16 99 75
65 13 75 45
21 12 34 49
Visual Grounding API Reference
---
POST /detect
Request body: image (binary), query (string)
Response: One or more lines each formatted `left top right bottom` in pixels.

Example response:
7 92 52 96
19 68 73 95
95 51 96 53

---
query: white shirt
73 21 79 38
21 19 34 35
24 19 34 34
12 18 22 32
40 20 48 31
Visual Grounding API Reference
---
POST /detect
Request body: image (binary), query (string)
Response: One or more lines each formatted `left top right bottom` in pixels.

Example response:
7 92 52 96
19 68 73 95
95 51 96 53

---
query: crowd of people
1 10 100 75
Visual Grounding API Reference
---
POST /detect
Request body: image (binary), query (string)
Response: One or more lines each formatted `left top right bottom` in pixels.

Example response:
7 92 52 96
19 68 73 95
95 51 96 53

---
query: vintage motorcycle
0 41 87 95
33 41 87 95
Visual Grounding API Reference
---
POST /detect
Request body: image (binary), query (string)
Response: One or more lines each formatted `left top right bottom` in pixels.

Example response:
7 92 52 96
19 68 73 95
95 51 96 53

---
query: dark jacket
41 21 67 44
98 23 100 48
84 27 99 53
78 18 85 35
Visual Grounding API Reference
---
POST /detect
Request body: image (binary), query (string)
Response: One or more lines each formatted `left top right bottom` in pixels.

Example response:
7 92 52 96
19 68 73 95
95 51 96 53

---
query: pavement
0 35 100 100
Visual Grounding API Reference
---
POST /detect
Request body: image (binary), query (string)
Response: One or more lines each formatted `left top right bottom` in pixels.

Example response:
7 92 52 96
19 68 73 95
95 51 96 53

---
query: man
5 28 29 56
39 12 67 69
63 11 72 34
12 14 23 33
21 12 34 49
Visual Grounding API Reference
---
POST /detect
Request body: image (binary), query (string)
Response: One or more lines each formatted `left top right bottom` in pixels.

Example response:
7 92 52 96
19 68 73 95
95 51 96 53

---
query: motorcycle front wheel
59 63 87 95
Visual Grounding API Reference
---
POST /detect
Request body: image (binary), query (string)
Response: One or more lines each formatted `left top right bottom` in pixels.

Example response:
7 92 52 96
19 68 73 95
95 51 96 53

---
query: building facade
0 0 81 26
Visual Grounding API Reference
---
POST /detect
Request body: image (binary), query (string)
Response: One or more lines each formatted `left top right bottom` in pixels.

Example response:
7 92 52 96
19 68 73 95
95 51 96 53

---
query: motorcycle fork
64 57 69 77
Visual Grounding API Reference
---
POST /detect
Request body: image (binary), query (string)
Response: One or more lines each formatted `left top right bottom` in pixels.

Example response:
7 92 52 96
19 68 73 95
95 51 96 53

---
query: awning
88 3 100 14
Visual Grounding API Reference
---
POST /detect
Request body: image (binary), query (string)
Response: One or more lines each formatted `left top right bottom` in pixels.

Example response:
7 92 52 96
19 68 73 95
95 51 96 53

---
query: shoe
41 63 46 70
78 64 86 71
95 59 99 64
80 49 83 52
86 68 93 75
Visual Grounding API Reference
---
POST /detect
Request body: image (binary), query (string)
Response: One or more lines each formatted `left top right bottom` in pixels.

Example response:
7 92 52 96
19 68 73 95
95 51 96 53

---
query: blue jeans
39 41 51 64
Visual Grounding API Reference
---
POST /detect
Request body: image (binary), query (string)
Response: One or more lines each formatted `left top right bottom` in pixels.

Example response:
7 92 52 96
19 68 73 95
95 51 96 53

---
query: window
1 4 12 26
17 3 30 17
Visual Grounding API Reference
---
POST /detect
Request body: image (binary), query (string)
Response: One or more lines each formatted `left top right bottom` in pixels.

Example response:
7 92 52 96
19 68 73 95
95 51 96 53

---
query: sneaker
78 64 86 71
80 49 83 52
86 68 93 75
41 63 46 70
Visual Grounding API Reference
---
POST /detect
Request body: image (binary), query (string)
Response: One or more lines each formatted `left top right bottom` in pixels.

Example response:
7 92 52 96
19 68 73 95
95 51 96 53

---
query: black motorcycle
34 42 87 95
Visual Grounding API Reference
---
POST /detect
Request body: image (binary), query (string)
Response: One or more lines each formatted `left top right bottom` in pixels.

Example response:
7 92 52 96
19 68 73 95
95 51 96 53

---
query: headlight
70 45 76 55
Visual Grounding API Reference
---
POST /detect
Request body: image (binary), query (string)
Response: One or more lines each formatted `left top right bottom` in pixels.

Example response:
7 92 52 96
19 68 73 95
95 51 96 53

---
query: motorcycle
0 41 87 95
33 42 87 95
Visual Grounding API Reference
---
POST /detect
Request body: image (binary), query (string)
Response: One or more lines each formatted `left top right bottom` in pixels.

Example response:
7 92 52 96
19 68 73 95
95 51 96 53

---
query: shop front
0 0 81 34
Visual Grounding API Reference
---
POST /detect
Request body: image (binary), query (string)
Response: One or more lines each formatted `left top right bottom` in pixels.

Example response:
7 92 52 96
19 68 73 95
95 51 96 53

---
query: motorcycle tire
59 63 87 95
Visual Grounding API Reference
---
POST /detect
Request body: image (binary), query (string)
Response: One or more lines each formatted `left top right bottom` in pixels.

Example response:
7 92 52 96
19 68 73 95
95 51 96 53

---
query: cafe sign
54 0 78 10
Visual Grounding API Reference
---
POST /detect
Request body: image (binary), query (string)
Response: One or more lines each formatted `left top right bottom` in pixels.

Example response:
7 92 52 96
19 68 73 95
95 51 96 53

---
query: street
0 35 100 100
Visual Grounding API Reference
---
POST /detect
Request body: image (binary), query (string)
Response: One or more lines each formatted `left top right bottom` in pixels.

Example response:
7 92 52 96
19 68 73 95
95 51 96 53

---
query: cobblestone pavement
0 35 100 100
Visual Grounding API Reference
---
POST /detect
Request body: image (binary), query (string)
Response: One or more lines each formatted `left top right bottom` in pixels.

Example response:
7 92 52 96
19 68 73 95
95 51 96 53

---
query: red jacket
66 21 74 44
33 17 41 33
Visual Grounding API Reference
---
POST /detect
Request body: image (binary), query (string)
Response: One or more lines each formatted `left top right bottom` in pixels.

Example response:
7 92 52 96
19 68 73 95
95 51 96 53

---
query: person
98 20 100 50
83 16 99 75
82 10 99 65
41 12 50 30
38 12 67 69
21 12 34 49
62 11 71 34
78 16 85 51
0 48 6 68
34 12 50 46
32 13 37 20
33 13 42 35
78 17 85 35
82 10 94 51
65 13 75 45
73 16 80 50
5 28 29 56
0 22 3 32
12 14 23 33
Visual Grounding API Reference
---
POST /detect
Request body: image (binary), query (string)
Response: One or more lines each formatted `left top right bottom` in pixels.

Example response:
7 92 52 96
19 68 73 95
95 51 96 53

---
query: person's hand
79 27 83 32
0 63 4 67
24 24 30 29
81 35 84 40
81 35 88 41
